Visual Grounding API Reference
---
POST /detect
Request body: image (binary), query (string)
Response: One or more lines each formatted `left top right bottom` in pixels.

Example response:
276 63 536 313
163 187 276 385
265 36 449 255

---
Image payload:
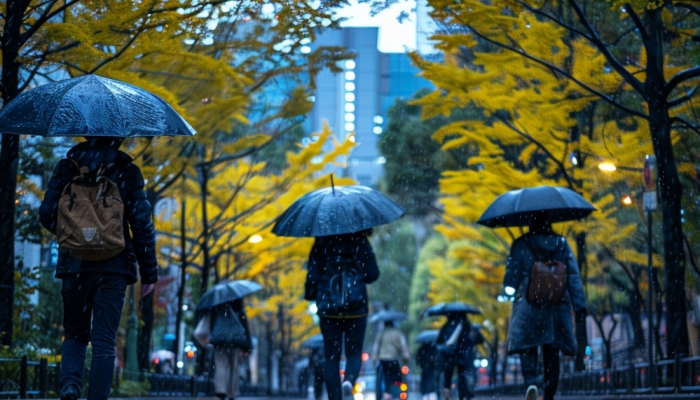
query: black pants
319 316 367 400
443 360 473 400
377 360 401 396
521 345 560 400
60 273 127 400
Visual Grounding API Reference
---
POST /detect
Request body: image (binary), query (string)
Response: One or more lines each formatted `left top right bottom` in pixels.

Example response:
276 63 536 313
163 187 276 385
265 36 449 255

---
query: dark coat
436 316 483 368
304 232 380 317
211 299 252 352
504 233 587 356
39 142 158 285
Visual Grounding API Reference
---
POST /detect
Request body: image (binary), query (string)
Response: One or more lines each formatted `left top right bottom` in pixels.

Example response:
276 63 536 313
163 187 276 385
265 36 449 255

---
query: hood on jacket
523 232 566 252
67 141 133 172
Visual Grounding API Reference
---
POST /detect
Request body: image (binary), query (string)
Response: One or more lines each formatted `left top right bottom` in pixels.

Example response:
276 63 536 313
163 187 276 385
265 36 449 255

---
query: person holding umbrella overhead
370 311 410 400
272 177 405 400
428 303 483 400
19 74 197 400
478 186 591 400
194 280 262 400
415 330 440 400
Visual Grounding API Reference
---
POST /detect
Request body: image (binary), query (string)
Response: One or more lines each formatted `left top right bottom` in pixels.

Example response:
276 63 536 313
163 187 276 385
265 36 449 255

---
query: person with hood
436 314 483 400
503 213 587 400
372 320 410 399
304 229 380 400
39 137 158 400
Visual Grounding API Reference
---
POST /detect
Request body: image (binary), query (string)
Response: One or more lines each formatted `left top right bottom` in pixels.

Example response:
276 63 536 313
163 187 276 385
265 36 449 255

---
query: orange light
400 383 408 391
186 350 195 359
400 393 407 399
154 358 160 364
621 195 633 206
401 366 409 375
361 352 370 362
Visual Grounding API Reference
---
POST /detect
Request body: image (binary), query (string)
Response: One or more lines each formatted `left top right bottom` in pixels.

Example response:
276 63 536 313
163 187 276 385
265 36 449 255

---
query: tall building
309 27 433 187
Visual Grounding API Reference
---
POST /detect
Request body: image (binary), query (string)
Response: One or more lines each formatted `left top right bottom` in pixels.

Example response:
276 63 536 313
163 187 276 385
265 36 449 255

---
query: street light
598 162 617 172
621 195 633 206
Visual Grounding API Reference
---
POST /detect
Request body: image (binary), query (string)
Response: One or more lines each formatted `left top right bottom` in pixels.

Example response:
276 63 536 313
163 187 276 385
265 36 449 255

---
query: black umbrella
0 74 196 137
368 310 407 324
300 334 324 349
414 330 439 344
425 302 481 317
196 280 263 311
271 182 405 237
477 186 595 228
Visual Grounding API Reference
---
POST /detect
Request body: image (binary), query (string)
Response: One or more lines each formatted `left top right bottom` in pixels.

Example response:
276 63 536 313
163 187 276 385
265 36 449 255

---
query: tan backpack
56 160 125 261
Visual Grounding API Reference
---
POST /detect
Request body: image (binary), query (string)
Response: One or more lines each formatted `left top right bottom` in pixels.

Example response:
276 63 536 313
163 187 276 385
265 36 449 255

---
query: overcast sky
336 0 417 53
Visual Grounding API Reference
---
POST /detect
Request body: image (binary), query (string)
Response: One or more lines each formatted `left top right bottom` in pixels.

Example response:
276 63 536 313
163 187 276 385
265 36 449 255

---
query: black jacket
304 232 380 316
39 142 158 285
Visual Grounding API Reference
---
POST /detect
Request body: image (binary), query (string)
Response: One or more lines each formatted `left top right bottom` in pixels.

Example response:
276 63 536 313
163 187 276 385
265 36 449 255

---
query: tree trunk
645 7 688 359
0 0 25 346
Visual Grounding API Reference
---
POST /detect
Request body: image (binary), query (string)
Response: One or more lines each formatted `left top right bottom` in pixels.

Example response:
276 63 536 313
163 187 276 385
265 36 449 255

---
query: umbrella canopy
271 184 405 237
300 334 324 349
196 280 263 311
0 74 196 138
425 302 481 317
368 310 407 324
414 330 439 344
477 186 595 228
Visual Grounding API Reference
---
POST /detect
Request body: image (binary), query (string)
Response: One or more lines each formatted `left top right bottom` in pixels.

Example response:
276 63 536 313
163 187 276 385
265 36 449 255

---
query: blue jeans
60 273 127 400
319 316 367 400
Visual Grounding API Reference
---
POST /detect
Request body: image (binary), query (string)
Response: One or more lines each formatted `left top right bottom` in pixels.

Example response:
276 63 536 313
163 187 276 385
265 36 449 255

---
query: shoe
60 385 79 400
525 385 538 400
342 380 353 398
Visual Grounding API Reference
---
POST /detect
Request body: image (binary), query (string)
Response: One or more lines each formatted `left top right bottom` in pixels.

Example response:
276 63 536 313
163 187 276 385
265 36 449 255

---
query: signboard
644 155 658 212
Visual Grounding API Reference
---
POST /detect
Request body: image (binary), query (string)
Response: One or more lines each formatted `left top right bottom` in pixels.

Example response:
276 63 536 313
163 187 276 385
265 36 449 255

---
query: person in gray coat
503 214 587 400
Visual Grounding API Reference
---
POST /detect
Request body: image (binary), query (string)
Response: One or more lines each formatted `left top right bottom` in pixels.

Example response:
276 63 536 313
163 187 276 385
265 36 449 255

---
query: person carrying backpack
39 137 158 400
304 229 380 400
503 213 587 400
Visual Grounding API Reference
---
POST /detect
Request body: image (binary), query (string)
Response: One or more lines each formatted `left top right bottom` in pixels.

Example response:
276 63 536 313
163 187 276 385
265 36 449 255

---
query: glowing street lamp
598 162 617 172
621 195 633 206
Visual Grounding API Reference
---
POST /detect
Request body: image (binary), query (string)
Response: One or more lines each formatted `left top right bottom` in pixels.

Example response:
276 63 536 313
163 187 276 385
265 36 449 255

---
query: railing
0 356 59 399
476 355 700 396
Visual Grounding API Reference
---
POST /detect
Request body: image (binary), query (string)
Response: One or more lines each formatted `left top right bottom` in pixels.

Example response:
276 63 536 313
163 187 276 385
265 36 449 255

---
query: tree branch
674 2 700 16
514 0 591 40
666 66 700 96
88 27 143 74
671 117 700 136
668 85 698 108
19 0 79 47
567 0 645 94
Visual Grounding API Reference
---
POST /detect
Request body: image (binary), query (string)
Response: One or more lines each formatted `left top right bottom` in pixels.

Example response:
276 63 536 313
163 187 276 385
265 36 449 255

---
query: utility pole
644 155 658 393
174 200 187 374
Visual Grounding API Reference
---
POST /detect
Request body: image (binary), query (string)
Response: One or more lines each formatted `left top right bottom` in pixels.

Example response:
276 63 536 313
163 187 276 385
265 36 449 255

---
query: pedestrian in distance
310 347 326 400
194 298 252 400
503 212 587 400
372 320 410 400
416 341 439 400
304 229 380 400
435 313 484 400
39 136 158 400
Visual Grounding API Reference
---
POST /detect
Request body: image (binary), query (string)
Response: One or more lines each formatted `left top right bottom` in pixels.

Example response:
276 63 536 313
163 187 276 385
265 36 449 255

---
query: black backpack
316 256 365 316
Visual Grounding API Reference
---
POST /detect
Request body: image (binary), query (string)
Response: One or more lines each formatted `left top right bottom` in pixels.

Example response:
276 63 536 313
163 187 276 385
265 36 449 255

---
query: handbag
210 304 251 349
193 313 212 346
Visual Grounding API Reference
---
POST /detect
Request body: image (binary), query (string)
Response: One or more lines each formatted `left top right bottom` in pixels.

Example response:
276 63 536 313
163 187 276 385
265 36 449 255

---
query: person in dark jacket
304 229 380 400
416 342 439 400
504 214 587 400
436 314 483 400
39 137 158 400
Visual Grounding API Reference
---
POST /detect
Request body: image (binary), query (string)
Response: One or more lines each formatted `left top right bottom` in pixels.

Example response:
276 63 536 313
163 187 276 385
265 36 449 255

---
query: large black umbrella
0 74 196 137
300 334 324 349
271 183 405 237
425 302 481 317
477 186 595 228
368 310 407 324
196 280 263 311
414 330 439 344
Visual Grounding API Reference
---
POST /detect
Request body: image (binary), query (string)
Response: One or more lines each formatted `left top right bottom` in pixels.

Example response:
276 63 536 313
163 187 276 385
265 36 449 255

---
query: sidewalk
474 394 700 400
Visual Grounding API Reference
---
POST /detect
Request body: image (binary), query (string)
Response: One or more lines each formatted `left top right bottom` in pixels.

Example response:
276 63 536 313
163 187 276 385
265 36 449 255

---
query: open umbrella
368 310 407 324
425 302 481 317
300 334 324 349
272 179 405 237
196 280 263 311
477 186 595 228
0 74 196 137
414 330 439 344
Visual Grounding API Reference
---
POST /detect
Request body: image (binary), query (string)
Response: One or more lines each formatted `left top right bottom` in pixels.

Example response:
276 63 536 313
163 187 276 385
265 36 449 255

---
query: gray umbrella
0 74 196 137
272 182 405 237
300 334 324 349
414 330 439 344
477 186 595 228
368 310 407 324
196 280 263 311
425 302 481 316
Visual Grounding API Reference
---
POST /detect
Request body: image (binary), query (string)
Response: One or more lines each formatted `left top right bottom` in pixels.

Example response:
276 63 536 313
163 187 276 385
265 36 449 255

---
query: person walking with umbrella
415 331 440 400
301 334 326 400
370 312 410 400
16 74 197 400
478 186 591 400
193 280 261 400
429 304 483 400
273 178 405 400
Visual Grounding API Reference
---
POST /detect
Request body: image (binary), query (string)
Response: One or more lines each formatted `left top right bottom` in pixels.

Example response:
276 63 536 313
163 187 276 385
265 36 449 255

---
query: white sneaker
341 381 353 399
525 385 538 400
